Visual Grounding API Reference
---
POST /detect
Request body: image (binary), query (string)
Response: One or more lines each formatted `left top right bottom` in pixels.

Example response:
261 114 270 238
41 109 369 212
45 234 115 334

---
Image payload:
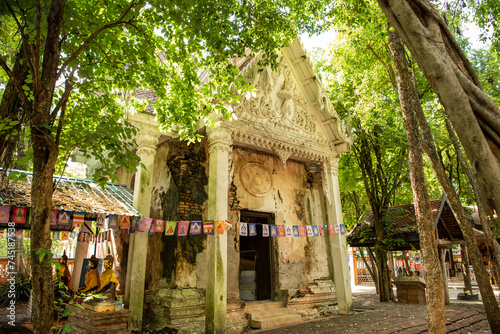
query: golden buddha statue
78 255 100 294
97 254 118 301
54 250 72 292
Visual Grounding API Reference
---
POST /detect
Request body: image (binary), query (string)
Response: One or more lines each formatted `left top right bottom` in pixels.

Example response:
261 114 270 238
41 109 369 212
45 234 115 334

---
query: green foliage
0 274 31 307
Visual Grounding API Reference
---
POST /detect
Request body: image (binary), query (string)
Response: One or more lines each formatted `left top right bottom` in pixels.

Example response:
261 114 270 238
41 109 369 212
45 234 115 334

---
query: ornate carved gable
225 39 351 165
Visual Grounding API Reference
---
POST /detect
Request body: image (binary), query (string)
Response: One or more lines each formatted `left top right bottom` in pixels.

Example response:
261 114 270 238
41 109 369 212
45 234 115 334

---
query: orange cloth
54 264 72 291
81 268 100 292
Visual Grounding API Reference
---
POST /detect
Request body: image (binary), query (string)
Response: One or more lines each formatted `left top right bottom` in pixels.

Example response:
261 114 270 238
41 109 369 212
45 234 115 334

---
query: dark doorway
239 211 274 300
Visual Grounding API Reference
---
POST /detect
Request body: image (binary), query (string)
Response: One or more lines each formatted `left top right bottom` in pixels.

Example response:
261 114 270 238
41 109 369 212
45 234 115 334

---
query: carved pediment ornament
273 148 292 170
239 162 273 197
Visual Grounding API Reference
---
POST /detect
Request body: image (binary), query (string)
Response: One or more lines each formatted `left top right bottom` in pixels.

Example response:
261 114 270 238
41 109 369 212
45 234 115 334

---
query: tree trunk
377 0 500 218
374 245 392 302
388 27 446 333
406 46 500 334
14 237 28 276
445 119 500 286
461 244 473 294
360 247 379 293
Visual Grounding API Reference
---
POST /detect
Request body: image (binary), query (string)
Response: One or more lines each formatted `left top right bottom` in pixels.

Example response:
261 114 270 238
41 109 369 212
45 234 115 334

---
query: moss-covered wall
146 139 209 290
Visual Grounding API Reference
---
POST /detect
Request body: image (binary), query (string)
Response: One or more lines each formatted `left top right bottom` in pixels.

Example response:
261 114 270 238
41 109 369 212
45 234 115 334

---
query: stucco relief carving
239 162 273 197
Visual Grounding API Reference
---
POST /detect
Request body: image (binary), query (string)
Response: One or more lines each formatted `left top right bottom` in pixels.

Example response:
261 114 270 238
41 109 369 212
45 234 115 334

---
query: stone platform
69 305 130 334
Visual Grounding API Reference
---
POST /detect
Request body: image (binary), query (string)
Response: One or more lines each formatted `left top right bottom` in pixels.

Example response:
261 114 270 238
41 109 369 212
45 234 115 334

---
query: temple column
205 127 232 334
124 118 160 331
323 157 353 315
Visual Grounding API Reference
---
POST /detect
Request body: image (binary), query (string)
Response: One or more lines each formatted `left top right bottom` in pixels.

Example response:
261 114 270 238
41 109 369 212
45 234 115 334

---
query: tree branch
56 0 140 79
0 57 32 112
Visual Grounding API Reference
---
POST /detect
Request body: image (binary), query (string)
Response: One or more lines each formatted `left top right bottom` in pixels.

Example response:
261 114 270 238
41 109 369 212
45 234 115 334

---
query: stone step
250 313 302 330
245 307 291 322
244 300 283 312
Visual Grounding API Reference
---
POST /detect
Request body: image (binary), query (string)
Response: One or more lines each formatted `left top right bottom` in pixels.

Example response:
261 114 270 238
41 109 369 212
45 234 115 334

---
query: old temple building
77 38 353 333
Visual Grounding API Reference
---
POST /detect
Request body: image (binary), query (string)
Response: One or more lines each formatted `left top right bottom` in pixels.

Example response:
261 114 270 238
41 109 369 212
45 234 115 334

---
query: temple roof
348 195 465 250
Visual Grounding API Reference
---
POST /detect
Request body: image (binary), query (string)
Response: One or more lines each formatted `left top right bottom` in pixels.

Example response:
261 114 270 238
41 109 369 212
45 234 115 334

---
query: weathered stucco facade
108 39 353 333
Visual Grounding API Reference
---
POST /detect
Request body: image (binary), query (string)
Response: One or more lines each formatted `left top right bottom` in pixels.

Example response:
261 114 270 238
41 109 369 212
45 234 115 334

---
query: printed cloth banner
313 225 319 236
293 226 300 237
178 221 189 236
323 225 328 233
248 223 257 237
130 216 141 233
61 231 69 241
340 224 347 235
148 221 156 235
53 231 60 240
319 225 323 236
153 219 164 233
50 210 58 226
203 221 214 235
86 233 91 243
335 225 340 234
225 220 233 230
277 225 285 237
137 217 152 232
239 223 248 236
119 215 131 230
262 224 270 237
58 210 71 226
70 231 77 240
15 229 23 238
96 213 106 228
329 225 334 235
24 230 30 239
270 225 278 237
0 229 4 239
13 207 27 224
190 221 202 235
299 225 306 237
285 225 293 237
78 232 84 242
108 214 119 229
165 221 177 236
306 226 314 237
0 206 10 223
216 220 225 235
73 211 85 227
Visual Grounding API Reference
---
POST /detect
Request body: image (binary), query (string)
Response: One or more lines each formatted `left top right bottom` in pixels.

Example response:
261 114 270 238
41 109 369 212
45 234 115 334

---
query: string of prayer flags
225 220 233 230
108 214 118 229
0 206 9 223
13 207 27 224
131 216 141 233
313 226 319 236
329 225 334 235
285 225 293 237
216 220 225 235
153 219 165 233
15 229 23 238
239 223 248 236
96 213 106 228
50 210 58 225
293 226 300 237
190 221 202 235
177 221 189 236
203 221 214 235
270 225 278 237
319 225 323 236
248 223 257 236
73 211 85 227
277 225 286 237
340 224 346 235
262 224 270 237
299 226 306 237
165 221 177 236
58 210 71 226
148 222 156 236
334 225 340 234
306 226 314 237
137 217 151 232
119 215 131 230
